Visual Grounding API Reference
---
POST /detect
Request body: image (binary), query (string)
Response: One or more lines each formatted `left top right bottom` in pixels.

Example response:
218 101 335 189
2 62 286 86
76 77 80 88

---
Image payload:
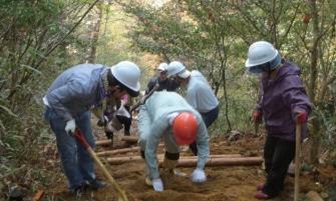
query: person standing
138 91 209 192
43 61 141 196
145 62 179 94
245 41 311 199
167 61 219 155
96 93 133 142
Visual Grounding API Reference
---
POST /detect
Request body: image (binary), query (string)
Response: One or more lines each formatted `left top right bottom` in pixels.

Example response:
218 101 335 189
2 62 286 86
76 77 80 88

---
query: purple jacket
256 61 312 141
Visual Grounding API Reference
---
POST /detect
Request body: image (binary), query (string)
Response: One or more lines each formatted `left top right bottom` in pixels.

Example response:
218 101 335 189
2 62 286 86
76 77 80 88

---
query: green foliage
119 1 336 148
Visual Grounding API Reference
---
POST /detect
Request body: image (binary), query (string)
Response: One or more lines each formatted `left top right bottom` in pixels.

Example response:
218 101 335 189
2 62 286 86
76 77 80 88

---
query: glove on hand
152 178 164 192
65 119 76 136
252 111 262 123
296 111 308 124
191 168 206 183
97 115 109 127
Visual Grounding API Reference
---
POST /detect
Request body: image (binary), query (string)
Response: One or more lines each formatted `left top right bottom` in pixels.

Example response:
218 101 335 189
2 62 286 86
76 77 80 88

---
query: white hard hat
111 61 141 96
245 41 281 73
157 63 168 71
177 69 191 79
167 61 186 77
245 41 278 67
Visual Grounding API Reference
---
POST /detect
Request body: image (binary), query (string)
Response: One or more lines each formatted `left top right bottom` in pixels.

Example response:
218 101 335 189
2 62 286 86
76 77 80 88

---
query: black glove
97 115 108 127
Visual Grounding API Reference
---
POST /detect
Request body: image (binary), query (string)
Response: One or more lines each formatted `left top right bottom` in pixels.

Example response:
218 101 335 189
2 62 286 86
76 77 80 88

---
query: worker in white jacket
167 61 219 155
138 91 209 192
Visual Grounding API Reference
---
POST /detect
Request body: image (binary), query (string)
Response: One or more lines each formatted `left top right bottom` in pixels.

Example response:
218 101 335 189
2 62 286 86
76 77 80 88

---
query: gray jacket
45 64 107 121
138 91 209 179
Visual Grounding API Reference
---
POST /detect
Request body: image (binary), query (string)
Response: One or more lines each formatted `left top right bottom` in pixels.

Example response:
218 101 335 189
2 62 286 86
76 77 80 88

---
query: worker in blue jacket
43 61 141 196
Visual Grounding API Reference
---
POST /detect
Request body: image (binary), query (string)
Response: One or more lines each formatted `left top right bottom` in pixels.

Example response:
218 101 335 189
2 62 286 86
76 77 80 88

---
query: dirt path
44 126 333 201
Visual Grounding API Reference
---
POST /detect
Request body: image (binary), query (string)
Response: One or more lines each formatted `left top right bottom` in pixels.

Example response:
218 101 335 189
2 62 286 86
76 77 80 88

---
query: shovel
74 129 128 201
294 122 302 201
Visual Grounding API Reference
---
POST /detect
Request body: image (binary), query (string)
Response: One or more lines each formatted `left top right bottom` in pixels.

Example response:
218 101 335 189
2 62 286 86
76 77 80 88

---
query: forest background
0 0 335 199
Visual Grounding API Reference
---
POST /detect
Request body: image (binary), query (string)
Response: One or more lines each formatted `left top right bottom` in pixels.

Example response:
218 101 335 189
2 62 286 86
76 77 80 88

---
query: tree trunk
308 0 320 164
86 4 103 63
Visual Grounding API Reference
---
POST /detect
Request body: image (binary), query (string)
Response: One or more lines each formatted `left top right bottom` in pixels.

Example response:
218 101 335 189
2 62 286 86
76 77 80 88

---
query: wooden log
107 155 144 164
176 157 263 167
107 155 262 167
121 136 139 143
306 191 324 201
96 147 140 157
96 136 138 146
190 154 242 158
96 144 166 157
96 139 112 146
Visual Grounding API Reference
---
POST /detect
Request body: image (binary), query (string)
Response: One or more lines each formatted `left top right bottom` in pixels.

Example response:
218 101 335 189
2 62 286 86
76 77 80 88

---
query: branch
35 0 101 67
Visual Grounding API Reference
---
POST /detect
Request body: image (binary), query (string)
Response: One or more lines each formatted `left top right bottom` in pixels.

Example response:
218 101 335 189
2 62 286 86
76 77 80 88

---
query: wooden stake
294 123 302 201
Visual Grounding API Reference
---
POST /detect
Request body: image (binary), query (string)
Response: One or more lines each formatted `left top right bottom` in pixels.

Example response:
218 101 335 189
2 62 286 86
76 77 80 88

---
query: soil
40 122 336 201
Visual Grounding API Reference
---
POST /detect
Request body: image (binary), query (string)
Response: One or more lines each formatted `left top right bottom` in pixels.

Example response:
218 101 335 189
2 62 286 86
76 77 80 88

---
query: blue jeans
44 107 96 191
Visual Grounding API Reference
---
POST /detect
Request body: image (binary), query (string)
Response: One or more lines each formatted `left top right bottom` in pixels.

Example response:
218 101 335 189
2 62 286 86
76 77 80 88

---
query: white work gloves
191 168 206 183
152 178 164 192
65 119 76 136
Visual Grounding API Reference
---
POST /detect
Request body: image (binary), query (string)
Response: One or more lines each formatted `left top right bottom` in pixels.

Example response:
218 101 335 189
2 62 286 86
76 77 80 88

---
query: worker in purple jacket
245 41 312 200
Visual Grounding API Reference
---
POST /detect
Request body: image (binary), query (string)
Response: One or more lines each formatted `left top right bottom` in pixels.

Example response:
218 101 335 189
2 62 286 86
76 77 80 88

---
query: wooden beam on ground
96 139 112 146
107 155 144 164
96 147 140 157
121 136 138 143
176 157 263 167
106 154 262 167
96 136 138 146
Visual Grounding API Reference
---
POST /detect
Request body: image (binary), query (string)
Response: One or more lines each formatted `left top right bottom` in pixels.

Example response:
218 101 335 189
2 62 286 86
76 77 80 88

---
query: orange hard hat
172 112 198 145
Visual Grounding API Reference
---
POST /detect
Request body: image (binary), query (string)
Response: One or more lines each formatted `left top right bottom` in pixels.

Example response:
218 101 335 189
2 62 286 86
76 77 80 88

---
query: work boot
70 185 86 198
162 158 178 171
255 191 270 200
105 131 113 140
287 161 295 177
145 176 152 186
87 179 107 190
124 130 130 136
172 169 187 177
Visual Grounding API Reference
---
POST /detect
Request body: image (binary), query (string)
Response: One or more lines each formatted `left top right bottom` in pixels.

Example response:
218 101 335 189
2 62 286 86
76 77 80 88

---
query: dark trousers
189 106 219 155
262 136 295 197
